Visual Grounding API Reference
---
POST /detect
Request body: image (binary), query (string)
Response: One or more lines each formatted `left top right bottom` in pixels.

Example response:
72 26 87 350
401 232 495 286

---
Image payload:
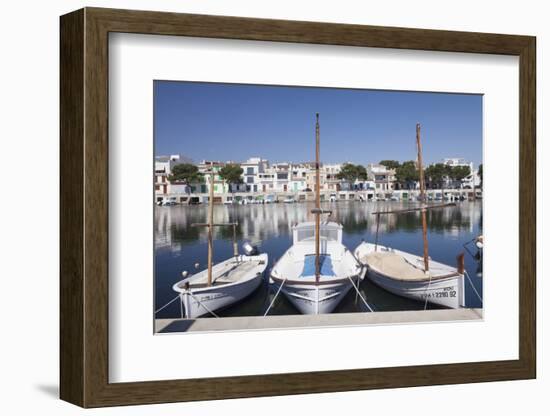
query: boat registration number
420 286 457 299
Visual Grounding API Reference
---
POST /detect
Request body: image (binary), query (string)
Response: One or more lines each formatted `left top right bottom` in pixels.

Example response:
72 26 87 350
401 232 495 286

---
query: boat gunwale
270 274 361 286
366 263 461 283
172 255 268 293
355 242 462 283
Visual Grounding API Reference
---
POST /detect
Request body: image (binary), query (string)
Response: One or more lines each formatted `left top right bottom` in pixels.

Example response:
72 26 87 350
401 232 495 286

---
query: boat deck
176 258 265 289
365 252 458 282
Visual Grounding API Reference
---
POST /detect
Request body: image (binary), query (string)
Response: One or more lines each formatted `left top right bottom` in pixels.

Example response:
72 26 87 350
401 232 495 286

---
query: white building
154 154 181 196
366 163 396 193
240 157 268 193
441 158 478 188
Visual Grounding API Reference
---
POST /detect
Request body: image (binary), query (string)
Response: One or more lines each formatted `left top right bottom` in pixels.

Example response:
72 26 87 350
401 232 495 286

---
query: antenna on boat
416 123 430 273
315 113 321 283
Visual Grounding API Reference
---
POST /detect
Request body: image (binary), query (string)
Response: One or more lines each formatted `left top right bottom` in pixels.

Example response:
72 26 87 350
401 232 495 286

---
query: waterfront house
366 163 396 194
154 154 182 200
441 158 478 189
240 157 268 193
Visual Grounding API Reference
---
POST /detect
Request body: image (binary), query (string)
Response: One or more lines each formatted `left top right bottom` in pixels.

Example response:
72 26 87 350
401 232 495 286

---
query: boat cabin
292 221 343 245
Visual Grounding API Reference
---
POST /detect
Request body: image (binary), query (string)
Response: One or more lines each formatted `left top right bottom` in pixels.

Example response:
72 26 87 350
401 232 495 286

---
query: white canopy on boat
292 221 343 245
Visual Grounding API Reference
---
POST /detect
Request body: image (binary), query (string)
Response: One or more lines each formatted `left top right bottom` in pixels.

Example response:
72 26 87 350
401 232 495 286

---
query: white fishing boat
354 242 464 308
269 114 364 315
173 250 268 319
354 123 466 309
271 221 363 314
172 165 268 318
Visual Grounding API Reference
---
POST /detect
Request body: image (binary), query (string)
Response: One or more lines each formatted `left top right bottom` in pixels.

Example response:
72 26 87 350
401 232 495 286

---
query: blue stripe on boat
300 254 335 277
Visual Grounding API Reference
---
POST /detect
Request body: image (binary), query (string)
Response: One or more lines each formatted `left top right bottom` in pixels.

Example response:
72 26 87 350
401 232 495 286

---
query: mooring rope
187 291 220 318
347 275 374 312
154 294 181 315
264 278 287 316
423 273 434 311
464 270 483 304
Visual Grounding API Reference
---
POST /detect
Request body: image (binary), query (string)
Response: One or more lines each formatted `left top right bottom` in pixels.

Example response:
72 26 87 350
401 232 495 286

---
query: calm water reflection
155 201 483 318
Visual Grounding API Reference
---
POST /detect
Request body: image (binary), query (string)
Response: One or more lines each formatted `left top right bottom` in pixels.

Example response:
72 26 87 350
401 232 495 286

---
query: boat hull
367 268 461 308
271 278 357 315
174 254 268 319
181 274 263 318
355 242 464 309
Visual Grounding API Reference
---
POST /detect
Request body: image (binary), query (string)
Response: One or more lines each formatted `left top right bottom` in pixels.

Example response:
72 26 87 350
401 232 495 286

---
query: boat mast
315 113 321 283
207 168 215 286
416 123 430 273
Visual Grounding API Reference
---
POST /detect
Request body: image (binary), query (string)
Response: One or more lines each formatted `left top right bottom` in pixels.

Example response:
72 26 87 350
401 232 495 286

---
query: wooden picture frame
60 7 536 408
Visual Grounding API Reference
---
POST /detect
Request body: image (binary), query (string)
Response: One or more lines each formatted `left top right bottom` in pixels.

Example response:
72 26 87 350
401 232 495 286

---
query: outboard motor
242 241 259 256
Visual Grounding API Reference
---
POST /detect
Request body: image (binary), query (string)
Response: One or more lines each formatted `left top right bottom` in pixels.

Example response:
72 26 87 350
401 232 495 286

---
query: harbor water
155 201 483 319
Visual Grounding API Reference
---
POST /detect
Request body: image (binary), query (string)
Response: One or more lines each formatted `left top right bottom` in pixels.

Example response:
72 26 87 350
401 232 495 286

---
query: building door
283 184 287 192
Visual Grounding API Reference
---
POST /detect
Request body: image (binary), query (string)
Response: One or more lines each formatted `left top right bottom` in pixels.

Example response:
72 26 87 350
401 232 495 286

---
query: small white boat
354 123 467 309
283 197 295 203
173 252 268 318
354 242 464 308
271 222 363 314
172 165 268 318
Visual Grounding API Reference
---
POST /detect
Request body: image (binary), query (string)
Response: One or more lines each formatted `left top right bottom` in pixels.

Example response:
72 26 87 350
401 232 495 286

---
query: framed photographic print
60 7 536 408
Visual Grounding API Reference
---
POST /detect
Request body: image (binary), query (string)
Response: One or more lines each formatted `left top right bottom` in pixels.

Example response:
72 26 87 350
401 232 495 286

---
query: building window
246 167 254 175
247 177 254 184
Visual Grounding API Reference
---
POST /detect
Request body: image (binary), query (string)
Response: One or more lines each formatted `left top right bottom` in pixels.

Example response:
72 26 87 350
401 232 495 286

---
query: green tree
395 160 419 189
168 163 204 185
424 163 448 189
218 163 244 193
379 160 400 170
449 165 471 188
477 164 483 188
336 163 367 189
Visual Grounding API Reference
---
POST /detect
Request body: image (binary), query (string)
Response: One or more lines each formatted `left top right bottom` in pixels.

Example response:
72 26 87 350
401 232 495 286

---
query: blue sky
154 81 482 166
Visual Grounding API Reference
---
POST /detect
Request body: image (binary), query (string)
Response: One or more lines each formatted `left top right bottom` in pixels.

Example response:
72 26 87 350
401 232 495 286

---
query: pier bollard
456 252 465 274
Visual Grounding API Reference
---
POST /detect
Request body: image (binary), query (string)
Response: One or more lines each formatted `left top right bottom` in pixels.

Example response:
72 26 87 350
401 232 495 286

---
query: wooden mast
207 168 215 286
315 113 321 283
416 123 430 273
189 163 240 286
